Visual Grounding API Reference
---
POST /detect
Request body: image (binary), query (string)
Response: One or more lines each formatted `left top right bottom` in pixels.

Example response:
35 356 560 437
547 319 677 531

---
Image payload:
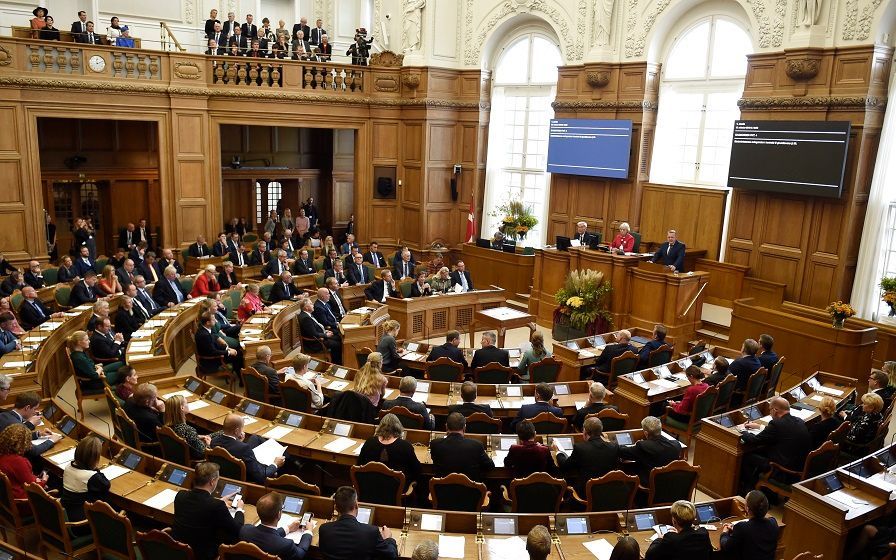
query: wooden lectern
340 305 390 369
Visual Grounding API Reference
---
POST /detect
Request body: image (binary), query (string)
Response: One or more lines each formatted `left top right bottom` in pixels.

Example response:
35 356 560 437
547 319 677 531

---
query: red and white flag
466 195 476 243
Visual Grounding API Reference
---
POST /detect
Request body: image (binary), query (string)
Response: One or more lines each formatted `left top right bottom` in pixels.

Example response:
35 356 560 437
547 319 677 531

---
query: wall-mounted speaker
373 166 397 199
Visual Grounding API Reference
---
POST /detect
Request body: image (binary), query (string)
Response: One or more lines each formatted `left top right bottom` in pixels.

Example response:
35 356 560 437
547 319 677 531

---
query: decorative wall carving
842 0 885 40
784 57 820 80
173 61 201 79
402 72 421 90
0 45 10 66
738 95 886 108
183 0 195 25
586 70 610 87
370 51 405 67
553 99 658 110
375 76 399 92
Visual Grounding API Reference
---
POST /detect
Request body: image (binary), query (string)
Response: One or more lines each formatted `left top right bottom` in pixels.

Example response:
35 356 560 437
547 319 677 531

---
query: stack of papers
323 437 356 453
493 450 508 467
582 538 615 560
143 488 178 509
1 361 31 369
248 317 268 324
48 447 76 467
101 464 131 480
162 390 193 399
438 535 465 559
486 536 528 560
264 426 293 439
252 438 287 466
816 386 844 396
652 379 679 390
188 400 209 411
791 408 814 420
575 401 586 410
328 380 348 391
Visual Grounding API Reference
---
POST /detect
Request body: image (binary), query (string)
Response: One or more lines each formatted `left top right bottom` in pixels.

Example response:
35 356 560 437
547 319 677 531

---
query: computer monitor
476 238 491 249
556 236 572 251
501 242 517 253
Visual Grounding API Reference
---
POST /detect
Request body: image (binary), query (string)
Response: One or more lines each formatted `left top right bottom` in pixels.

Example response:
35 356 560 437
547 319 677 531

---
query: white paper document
32 437 49 447
264 426 293 440
652 379 678 389
411 393 428 403
438 535 466 558
323 437 356 453
252 438 287 466
486 536 528 560
101 464 131 480
48 447 76 466
188 400 209 411
162 390 193 399
521 396 536 405
328 380 349 390
791 407 814 420
816 386 844 396
143 488 178 509
249 317 269 324
1 361 31 368
583 538 616 560
493 450 508 467
575 401 586 410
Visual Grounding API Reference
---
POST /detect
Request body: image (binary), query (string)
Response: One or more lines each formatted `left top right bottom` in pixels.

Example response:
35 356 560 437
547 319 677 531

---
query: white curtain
850 70 896 319
480 86 508 239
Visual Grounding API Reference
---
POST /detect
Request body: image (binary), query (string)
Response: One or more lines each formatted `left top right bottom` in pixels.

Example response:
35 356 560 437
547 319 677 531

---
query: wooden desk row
694 371 856 498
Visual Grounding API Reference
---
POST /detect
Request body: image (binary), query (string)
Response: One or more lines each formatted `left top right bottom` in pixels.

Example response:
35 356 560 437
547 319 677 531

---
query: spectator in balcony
39 15 59 40
72 10 88 36
204 8 219 39
241 14 257 40
228 25 248 54
106 16 121 45
309 19 327 46
222 11 237 39
291 30 311 58
208 22 224 53
30 7 48 39
74 21 101 45
259 18 275 50
115 26 134 47
275 20 290 42
247 39 267 58
206 39 223 56
292 17 310 43
318 34 332 62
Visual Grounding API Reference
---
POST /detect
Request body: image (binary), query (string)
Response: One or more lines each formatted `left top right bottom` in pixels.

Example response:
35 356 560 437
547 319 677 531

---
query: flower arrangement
490 198 538 241
555 269 612 331
882 277 896 316
825 300 856 328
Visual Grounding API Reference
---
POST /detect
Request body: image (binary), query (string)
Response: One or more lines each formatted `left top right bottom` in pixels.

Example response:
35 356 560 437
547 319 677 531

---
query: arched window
650 16 752 186
481 32 561 245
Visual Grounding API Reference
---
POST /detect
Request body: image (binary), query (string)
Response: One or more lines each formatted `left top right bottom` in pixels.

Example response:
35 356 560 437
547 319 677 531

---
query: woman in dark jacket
62 436 110 533
842 392 885 449
38 15 60 40
809 396 843 449
357 413 420 490
375 320 403 373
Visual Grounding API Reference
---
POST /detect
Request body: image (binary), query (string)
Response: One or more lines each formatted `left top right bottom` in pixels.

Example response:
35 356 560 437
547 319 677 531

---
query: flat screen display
218 482 242 498
728 120 850 198
632 513 656 531
565 517 588 534
167 468 188 486
121 452 141 469
243 402 261 416
186 379 201 392
696 504 719 523
282 496 304 514
615 433 633 445
493 517 516 535
59 418 77 435
284 413 303 427
546 119 633 179
210 391 226 404
356 506 372 524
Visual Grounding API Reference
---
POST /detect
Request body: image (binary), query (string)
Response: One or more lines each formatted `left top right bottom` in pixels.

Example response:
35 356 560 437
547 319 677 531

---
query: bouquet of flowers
555 269 612 331
825 300 856 327
490 199 538 241
882 277 896 316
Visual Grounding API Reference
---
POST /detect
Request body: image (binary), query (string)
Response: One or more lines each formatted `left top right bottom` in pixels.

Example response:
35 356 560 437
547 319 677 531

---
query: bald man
313 288 341 331
209 413 286 484
739 396 811 492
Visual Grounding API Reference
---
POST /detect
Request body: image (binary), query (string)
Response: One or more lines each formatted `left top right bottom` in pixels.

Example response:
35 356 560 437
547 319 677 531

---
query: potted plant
825 300 856 329
489 199 538 243
553 269 613 339
881 277 896 317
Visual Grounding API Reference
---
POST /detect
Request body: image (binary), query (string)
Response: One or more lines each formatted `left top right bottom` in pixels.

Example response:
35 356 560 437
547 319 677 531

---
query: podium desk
233 264 263 281
184 255 226 274
387 288 506 343
460 242 536 298
613 358 696 421
469 306 535 348
693 371 855 498
340 305 390 369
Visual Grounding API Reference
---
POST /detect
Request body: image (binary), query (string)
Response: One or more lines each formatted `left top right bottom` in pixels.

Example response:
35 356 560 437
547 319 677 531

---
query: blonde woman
68 330 122 387
97 264 122 296
841 392 885 447
430 267 452 294
645 500 712 557
322 235 337 256
376 320 403 373
164 394 210 459
809 396 842 448
354 352 387 406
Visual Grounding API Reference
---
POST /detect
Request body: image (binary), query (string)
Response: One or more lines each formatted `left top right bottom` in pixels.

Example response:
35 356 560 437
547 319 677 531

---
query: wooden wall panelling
0 104 35 265
693 259 749 307
640 183 727 260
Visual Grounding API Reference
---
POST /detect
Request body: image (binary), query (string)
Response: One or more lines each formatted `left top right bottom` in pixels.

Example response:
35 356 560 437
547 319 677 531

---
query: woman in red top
667 366 709 423
30 7 48 38
0 423 47 500
504 420 555 479
190 265 220 298
609 222 636 254
237 283 265 322
97 265 123 296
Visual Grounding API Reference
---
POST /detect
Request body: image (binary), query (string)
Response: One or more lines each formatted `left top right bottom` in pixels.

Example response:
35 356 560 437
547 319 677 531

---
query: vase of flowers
553 269 613 337
825 300 856 329
881 277 896 317
490 198 538 242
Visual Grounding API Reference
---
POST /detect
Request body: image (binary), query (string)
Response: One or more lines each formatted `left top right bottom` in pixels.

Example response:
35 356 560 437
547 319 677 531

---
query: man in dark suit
363 242 386 268
210 413 285 484
187 235 211 258
172 462 245 560
739 397 811 492
229 243 249 268
637 324 668 368
308 19 326 46
90 318 125 362
196 313 240 374
73 246 95 277
228 27 249 54
0 314 20 359
346 253 370 285
324 278 347 321
619 416 682 485
447 381 493 417
364 271 399 303
0 392 62 458
571 382 617 432
318 486 398 560
651 229 686 272
115 259 137 289
470 331 509 370
208 23 225 54
251 345 286 399
153 266 190 308
135 219 150 247
757 333 779 371
393 250 415 281
251 241 272 268
292 18 311 44
291 249 313 275
115 293 146 340
382 376 435 430
18 286 61 330
71 11 89 36
74 20 103 44
270 272 299 303
511 383 563 430
69 272 100 307
238 492 314 559
23 261 45 290
264 250 290 279
572 221 599 246
241 14 258 39
427 330 469 369
720 490 779 560
555 417 620 495
313 288 341 331
132 275 164 317
430 413 495 482
324 260 349 286
221 12 238 38
593 329 637 375
729 338 763 392
118 223 138 250
299 299 342 364
449 261 473 292
138 252 163 284
212 233 230 257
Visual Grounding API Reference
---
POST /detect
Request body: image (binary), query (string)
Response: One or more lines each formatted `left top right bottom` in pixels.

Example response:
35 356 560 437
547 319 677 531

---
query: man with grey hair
0 374 13 398
591 329 636 379
264 249 290 279
555 416 621 495
382 375 434 430
313 288 340 331
571 381 617 431
323 277 346 320
572 221 597 246
251 345 290 400
526 525 552 560
620 415 681 485
270 271 298 303
651 228 685 272
470 331 509 370
411 540 438 560
153 265 190 308
23 260 44 290
132 275 163 317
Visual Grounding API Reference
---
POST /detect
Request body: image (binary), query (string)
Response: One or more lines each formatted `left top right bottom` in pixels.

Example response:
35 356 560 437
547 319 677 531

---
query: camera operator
346 27 374 65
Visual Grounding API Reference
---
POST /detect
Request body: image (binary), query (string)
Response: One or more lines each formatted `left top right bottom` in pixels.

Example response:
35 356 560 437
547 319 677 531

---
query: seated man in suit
511 383 563 430
119 223 138 250
73 246 96 277
429 412 495 482
229 243 249 269
69 271 100 307
364 241 387 268
238 492 314 559
158 248 184 276
210 413 286 484
0 314 20 359
320 249 340 272
704 356 731 386
757 333 778 371
195 312 241 376
115 294 146 340
129 241 148 266
739 397 811 492
0 392 62 457
264 250 291 280
23 261 45 290
393 249 415 281
340 233 359 255
56 255 80 284
212 233 231 257
116 259 137 289
172 462 245 560
720 490 779 560
447 381 493 418
298 298 342 364
250 241 271 267
729 338 763 393
132 275 164 317
571 382 617 432
73 20 103 44
270 271 299 303
427 330 468 368
138 252 162 284
251 345 289 400
382 376 435 430
153 266 191 308
313 288 342 332
324 277 347 321
650 229 686 272
364 270 399 303
346 253 370 285
554 417 620 496
324 259 349 287
572 221 598 246
280 229 297 257
619 416 682 485
449 261 474 292
637 324 668 368
291 248 314 275
318 486 398 560
89 318 126 364
107 248 128 271
18 286 63 330
592 329 636 376
470 331 509 370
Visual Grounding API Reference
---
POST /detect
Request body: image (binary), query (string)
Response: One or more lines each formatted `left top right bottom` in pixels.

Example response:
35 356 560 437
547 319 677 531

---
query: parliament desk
550 328 655 382
232 264 264 281
728 297 876 396
387 288 507 343
340 305 390 369
126 297 205 379
781 443 896 559
398 341 522 377
693 371 855 498
469 306 536 348
460 242 535 297
184 255 226 275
